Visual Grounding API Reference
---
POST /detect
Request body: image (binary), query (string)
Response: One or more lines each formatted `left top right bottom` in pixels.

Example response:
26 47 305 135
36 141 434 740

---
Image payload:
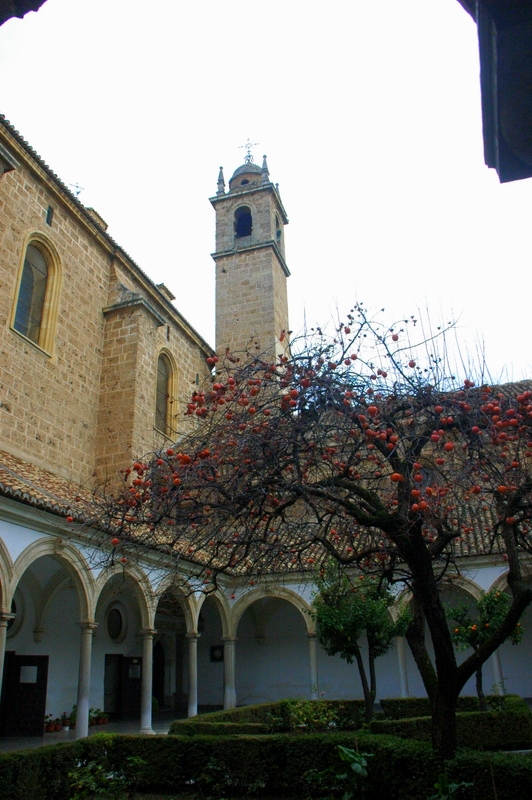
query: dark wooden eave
458 0 532 182
0 1 48 26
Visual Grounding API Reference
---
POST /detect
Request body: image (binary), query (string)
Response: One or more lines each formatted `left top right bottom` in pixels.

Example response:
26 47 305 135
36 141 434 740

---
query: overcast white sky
1 0 531 380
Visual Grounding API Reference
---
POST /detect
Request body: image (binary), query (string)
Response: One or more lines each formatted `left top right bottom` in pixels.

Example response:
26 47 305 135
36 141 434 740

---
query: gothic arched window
155 352 175 436
14 244 48 343
12 235 61 352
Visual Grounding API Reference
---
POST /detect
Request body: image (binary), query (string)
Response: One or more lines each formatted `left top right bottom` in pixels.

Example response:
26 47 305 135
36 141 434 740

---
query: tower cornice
211 240 290 277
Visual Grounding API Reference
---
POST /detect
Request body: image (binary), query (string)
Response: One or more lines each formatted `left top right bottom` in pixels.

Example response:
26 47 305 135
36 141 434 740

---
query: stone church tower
210 153 290 358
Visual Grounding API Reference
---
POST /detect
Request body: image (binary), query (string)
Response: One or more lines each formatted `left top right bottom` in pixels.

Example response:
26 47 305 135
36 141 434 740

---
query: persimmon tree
311 562 408 722
102 305 532 758
447 588 524 710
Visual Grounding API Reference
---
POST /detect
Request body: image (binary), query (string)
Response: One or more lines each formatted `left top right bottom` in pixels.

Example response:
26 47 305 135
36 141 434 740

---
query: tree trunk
354 647 375 723
476 666 488 711
399 538 460 757
432 686 458 760
404 596 437 702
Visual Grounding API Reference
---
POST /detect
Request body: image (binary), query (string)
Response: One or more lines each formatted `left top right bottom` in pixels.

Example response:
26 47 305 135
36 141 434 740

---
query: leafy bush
379 696 479 719
370 709 532 751
168 698 365 735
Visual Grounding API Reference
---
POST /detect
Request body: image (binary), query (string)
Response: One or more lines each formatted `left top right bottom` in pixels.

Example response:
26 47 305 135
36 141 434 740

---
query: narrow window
13 244 48 344
156 353 173 435
45 206 54 226
234 206 252 238
276 214 282 243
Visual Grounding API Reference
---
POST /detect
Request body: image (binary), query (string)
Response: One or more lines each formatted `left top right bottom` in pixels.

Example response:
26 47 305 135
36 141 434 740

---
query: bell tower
210 151 290 358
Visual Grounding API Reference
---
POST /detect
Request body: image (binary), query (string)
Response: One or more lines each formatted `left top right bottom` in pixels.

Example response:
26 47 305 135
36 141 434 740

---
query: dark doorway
104 654 142 718
0 653 49 735
153 640 165 709
104 654 121 715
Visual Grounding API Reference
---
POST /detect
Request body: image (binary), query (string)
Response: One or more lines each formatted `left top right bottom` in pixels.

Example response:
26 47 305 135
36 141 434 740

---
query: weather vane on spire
239 138 259 164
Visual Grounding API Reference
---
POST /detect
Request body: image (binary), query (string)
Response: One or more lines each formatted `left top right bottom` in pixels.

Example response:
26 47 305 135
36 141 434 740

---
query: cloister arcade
1 503 530 738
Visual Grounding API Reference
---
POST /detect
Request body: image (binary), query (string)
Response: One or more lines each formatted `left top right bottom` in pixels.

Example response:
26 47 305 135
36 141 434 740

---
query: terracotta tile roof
0 449 95 520
0 444 508 574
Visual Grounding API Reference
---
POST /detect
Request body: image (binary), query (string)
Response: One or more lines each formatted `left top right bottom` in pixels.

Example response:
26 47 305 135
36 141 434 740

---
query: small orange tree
448 588 524 710
103 306 532 758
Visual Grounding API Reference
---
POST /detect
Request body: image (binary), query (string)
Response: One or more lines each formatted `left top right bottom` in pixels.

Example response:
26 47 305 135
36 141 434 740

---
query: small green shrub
283 699 339 732
428 772 473 799
68 755 146 800
307 743 374 799
168 698 365 735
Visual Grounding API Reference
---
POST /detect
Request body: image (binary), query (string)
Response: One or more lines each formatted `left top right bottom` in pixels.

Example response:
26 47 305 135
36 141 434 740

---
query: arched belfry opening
234 206 252 238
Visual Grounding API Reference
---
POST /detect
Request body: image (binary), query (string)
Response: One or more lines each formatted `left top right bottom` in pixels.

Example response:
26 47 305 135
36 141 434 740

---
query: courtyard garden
0 697 531 799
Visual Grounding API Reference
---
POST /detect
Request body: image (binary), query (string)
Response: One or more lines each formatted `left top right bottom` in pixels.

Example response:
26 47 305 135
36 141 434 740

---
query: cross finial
239 138 259 164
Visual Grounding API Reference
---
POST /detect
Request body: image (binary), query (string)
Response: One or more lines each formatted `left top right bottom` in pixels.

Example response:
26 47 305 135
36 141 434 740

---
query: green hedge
169 698 366 735
379 694 527 719
169 720 270 736
1 731 532 799
447 749 532 800
0 733 436 799
370 709 532 751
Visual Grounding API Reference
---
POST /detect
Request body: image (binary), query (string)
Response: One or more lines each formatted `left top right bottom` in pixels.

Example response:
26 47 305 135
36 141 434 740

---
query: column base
139 726 156 735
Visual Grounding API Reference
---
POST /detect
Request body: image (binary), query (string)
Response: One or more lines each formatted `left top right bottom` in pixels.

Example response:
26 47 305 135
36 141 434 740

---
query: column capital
77 621 98 633
222 636 237 644
186 632 201 640
140 628 157 638
0 613 15 627
306 631 317 639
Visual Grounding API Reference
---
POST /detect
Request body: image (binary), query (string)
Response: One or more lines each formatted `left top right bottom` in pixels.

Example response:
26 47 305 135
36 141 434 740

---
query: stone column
140 629 156 734
308 633 318 699
492 649 506 692
396 636 409 698
187 633 199 717
75 622 98 739
0 613 15 700
222 636 237 709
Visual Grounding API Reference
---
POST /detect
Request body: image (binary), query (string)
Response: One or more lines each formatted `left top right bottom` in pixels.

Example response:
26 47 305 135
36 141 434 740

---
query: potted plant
70 704 77 730
97 711 109 724
44 713 55 733
54 717 62 732
61 711 71 730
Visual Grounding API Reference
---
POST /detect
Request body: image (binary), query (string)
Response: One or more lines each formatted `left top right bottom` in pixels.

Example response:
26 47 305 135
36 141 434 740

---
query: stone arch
231 586 314 638
392 574 483 623
197 590 231 638
0 537 14 612
10 538 92 620
153 574 198 634
93 562 153 630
